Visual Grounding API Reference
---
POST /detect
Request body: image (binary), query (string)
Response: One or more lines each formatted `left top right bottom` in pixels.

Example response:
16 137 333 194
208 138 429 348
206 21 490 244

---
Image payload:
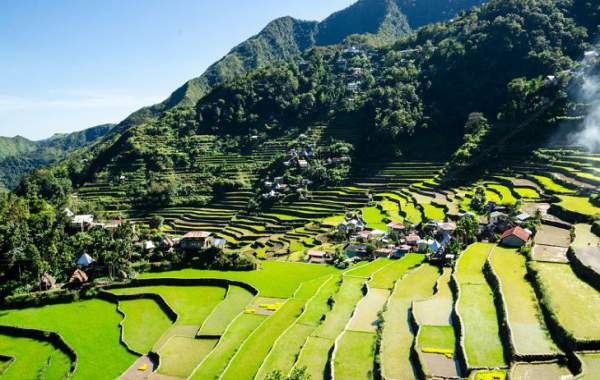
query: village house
500 226 531 248
212 238 227 250
307 250 331 264
387 222 406 241
180 231 213 251
374 247 393 258
71 214 94 231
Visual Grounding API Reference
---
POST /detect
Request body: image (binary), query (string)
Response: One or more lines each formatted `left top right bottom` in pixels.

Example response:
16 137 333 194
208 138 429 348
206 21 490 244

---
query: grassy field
417 325 455 351
361 207 388 230
532 175 576 194
190 314 266 379
514 187 540 199
530 262 600 341
295 277 364 379
198 286 255 335
220 299 305 380
0 299 136 380
557 196 600 216
455 243 506 369
487 184 517 205
344 258 391 278
369 254 425 289
158 336 217 377
489 248 559 356
381 264 440 379
0 334 72 380
110 285 225 325
139 261 340 298
119 298 172 353
255 275 340 378
333 331 376 380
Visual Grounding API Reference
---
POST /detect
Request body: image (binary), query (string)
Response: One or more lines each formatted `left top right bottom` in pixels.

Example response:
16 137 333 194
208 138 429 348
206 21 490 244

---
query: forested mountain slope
20 0 598 216
0 124 113 189
117 0 487 130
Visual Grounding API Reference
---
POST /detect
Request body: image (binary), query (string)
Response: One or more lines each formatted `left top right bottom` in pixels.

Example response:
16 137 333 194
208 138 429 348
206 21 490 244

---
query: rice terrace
1 0 600 380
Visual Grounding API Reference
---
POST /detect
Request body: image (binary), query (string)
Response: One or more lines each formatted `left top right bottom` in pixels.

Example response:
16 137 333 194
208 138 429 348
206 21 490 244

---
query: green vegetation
557 195 600 217
531 175 576 194
455 243 505 368
381 264 439 379
361 207 388 230
140 261 339 298
190 314 266 379
333 331 376 380
417 325 455 352
119 299 172 353
158 337 217 377
220 299 305 380
198 286 255 335
530 262 600 341
369 254 424 289
489 247 559 355
0 334 72 380
110 285 226 325
0 299 136 380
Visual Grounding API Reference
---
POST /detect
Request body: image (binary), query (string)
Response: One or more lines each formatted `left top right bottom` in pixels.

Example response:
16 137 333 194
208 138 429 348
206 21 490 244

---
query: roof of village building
501 226 531 242
77 253 95 267
439 222 457 231
387 222 406 230
307 250 327 258
183 231 212 239
72 215 94 224
406 234 420 243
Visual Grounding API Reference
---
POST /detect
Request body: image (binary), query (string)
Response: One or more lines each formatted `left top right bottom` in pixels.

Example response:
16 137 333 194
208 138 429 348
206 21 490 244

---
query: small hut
39 273 56 291
69 269 88 285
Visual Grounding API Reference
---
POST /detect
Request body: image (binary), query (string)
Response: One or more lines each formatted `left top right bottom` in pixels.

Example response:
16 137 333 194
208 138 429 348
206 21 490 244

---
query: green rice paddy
455 243 505 369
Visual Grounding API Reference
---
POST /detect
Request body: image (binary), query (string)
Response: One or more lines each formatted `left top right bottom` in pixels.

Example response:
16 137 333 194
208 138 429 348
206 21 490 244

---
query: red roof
501 227 531 242
405 234 420 243
183 231 212 239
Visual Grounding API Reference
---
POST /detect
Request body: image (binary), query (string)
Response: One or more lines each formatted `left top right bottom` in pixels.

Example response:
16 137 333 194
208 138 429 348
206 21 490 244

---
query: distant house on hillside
71 215 94 231
500 227 531 248
387 222 406 240
307 250 330 264
180 231 213 251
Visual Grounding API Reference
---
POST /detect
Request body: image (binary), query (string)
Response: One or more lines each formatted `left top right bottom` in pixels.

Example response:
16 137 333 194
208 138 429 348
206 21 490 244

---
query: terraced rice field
0 334 72 380
489 247 560 356
119 298 173 353
380 264 440 379
530 262 600 342
0 300 136 380
455 243 506 369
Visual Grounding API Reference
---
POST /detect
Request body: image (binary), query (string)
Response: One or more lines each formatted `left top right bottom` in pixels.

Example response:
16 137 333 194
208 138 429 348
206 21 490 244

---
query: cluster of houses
308 202 534 266
335 45 375 94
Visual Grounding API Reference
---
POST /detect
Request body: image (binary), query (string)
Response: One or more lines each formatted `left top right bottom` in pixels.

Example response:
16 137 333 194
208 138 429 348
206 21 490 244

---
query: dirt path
119 356 157 380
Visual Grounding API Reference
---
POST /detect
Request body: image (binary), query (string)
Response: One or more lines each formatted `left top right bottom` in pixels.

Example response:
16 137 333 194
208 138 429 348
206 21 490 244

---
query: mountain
23 0 597 215
0 136 38 161
0 124 114 189
118 0 487 131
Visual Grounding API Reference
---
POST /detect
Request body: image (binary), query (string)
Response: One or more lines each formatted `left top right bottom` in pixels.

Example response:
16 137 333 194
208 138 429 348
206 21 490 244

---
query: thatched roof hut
69 269 88 285
39 273 56 291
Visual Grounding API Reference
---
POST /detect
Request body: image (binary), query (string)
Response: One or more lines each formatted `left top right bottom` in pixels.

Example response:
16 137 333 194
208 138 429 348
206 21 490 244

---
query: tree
455 215 479 246
266 367 311 380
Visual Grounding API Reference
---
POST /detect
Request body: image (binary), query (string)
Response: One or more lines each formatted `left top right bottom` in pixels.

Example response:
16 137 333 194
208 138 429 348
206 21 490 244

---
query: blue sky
0 0 354 140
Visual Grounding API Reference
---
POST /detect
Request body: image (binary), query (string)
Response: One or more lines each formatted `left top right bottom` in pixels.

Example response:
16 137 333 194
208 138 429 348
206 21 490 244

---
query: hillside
22 0 595 219
118 0 487 130
0 124 114 189
1 2 600 379
0 136 37 161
